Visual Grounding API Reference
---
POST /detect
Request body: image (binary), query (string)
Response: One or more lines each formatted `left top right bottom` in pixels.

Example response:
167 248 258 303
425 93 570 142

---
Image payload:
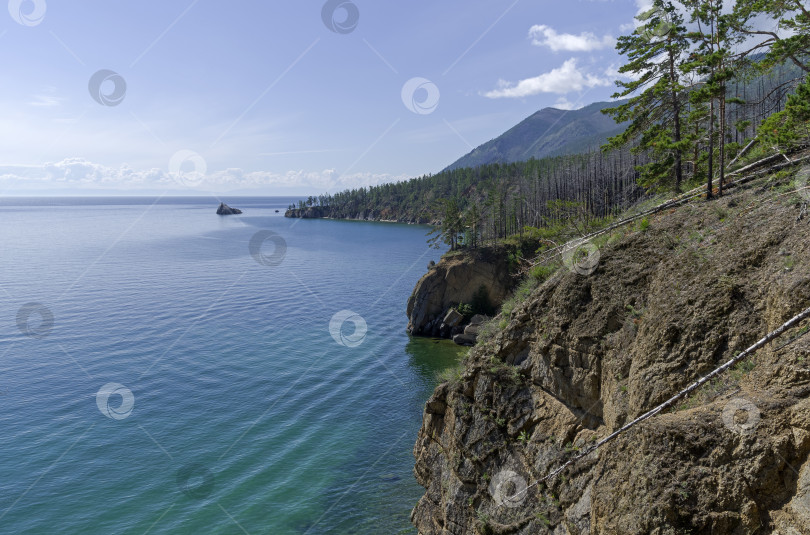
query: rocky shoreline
409 173 810 534
285 206 437 225
406 249 513 346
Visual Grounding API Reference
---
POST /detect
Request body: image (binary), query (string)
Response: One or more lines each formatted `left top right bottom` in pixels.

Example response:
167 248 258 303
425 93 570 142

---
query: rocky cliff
412 170 810 534
407 249 513 339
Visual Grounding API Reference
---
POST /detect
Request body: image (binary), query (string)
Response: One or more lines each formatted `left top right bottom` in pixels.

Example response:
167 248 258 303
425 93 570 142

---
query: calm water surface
0 197 464 534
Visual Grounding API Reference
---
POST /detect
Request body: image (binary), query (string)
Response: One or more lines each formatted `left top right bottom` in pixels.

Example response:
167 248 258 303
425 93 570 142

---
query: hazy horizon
0 0 650 196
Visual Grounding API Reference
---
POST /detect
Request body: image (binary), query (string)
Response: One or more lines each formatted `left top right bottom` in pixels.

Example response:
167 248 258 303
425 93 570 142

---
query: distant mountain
444 100 628 171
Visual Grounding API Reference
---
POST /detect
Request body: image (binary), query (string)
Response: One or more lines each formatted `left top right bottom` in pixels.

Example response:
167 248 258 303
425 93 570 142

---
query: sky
0 0 653 196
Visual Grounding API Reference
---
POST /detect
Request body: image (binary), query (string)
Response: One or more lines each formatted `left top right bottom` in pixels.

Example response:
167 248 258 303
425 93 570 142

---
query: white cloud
529 24 614 52
604 63 641 82
620 0 654 32
29 94 64 107
551 97 584 110
483 59 611 99
0 158 404 194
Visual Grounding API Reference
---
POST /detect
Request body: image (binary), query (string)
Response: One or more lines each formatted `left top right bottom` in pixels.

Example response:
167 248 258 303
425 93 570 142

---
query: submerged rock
217 203 243 215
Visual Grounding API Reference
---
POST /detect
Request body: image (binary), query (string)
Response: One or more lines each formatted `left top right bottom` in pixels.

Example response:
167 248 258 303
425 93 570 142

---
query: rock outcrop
217 203 242 215
407 250 512 339
449 315 490 346
412 173 810 534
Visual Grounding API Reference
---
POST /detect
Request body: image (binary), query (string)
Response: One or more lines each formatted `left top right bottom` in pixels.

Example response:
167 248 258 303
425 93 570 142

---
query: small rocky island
216 203 242 215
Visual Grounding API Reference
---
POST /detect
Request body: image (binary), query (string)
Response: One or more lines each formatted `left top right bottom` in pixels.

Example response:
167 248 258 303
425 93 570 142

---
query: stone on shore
452 333 477 346
443 308 464 328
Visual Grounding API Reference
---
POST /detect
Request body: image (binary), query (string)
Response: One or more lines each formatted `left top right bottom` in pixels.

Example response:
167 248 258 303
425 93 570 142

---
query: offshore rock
216 203 242 215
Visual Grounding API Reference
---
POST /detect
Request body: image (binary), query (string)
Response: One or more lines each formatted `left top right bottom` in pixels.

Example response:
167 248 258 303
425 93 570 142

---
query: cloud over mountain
529 24 615 52
483 59 611 99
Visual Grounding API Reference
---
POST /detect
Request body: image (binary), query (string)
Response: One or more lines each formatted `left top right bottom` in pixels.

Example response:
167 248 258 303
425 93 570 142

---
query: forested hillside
410 1 810 531
286 149 647 233
443 101 629 171
288 0 809 254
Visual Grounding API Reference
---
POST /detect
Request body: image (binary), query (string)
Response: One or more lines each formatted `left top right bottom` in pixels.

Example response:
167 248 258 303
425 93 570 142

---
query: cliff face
412 175 810 534
407 250 513 337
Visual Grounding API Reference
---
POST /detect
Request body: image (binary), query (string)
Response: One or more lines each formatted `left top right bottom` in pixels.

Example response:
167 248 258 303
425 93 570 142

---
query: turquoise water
0 197 465 534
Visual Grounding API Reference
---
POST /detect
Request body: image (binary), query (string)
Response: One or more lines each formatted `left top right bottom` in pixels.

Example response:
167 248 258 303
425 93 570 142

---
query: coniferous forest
288 0 810 251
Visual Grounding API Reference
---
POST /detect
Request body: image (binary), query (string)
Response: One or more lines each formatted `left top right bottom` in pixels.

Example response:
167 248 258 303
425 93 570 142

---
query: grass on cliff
435 362 465 385
481 204 657 335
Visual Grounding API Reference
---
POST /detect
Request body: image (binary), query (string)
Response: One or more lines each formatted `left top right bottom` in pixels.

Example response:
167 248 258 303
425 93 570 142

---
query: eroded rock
412 182 810 534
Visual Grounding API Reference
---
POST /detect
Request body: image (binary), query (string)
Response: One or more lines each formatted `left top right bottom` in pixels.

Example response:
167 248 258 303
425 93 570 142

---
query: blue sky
0 0 648 195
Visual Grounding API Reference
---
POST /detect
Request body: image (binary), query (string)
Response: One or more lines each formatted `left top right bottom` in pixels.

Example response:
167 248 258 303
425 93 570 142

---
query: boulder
443 308 464 328
452 333 477 346
468 314 490 326
217 203 243 215
464 323 481 336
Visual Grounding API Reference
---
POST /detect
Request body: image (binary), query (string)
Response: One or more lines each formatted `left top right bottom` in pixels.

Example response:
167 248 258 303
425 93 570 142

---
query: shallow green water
0 197 465 534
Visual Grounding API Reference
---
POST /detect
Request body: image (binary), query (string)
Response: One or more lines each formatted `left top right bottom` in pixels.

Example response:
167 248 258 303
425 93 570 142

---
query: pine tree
464 201 482 249
427 198 464 251
733 0 810 73
683 0 737 198
759 74 810 150
603 0 690 193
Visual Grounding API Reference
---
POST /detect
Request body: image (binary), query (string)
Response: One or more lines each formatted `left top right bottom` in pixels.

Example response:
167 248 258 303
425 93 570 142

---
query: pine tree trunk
707 98 715 200
719 86 726 197
669 45 683 194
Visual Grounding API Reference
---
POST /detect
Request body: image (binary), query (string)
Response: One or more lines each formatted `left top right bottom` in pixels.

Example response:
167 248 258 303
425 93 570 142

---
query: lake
0 197 464 534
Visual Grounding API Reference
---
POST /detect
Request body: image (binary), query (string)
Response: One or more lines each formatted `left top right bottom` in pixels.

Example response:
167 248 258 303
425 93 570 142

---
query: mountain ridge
444 100 628 171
